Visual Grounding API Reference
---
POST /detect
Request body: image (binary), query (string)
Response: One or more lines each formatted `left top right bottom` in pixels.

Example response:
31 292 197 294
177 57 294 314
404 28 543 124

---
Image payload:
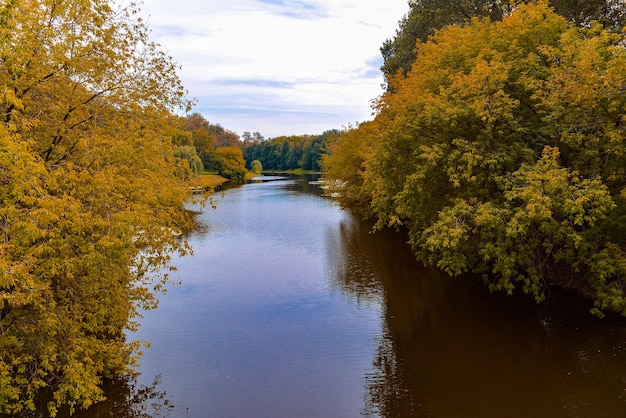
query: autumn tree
250 159 263 174
380 0 509 84
0 0 194 414
326 2 626 316
185 112 210 132
210 124 240 148
381 0 626 88
323 123 379 215
209 147 247 182
184 113 214 167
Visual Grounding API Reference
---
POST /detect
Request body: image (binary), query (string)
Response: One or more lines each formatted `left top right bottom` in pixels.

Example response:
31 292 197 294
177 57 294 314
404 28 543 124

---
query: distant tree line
172 115 337 180
242 130 339 171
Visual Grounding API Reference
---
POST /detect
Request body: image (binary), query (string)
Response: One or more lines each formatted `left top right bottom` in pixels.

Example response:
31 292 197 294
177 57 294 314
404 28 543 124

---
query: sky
135 0 410 138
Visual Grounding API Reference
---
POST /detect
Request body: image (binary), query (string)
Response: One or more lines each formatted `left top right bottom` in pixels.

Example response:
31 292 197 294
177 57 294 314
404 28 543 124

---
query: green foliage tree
175 145 204 176
325 2 626 316
243 131 334 172
0 0 193 414
549 0 626 30
301 130 336 171
250 159 263 174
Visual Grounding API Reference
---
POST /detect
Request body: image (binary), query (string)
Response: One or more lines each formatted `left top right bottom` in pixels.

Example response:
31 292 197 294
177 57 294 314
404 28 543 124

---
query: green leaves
325 2 626 316
505 147 615 232
589 244 626 317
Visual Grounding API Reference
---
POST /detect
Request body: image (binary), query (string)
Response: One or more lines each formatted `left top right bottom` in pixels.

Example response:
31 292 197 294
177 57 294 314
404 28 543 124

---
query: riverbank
262 169 322 175
190 171 259 193
190 174 227 193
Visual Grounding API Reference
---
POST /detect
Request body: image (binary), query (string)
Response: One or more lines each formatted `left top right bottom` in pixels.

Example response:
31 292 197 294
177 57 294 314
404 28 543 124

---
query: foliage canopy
381 0 626 87
208 146 247 182
325 1 626 316
0 0 194 414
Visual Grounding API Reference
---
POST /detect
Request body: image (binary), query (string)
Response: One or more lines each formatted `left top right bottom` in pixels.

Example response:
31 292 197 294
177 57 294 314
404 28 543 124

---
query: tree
323 123 378 214
184 114 214 167
302 130 336 171
243 134 330 172
241 131 265 149
380 0 510 85
326 2 626 316
0 0 193 414
549 0 626 30
175 145 204 176
250 159 263 174
252 131 265 142
185 112 210 131
381 0 626 88
209 147 247 182
241 131 253 143
210 124 240 148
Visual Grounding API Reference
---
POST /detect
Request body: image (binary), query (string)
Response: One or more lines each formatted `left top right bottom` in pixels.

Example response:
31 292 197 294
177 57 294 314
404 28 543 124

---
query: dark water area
59 175 626 417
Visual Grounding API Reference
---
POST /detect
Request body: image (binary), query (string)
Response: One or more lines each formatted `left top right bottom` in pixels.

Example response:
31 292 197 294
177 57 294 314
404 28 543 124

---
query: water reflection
328 214 626 417
82 375 178 418
16 175 626 417
129 175 381 417
13 374 179 418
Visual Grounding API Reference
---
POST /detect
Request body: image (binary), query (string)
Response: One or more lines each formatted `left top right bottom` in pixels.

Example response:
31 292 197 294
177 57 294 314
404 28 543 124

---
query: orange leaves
326 2 626 315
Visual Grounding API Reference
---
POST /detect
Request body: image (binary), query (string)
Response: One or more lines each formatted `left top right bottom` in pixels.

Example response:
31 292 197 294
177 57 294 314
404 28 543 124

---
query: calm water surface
73 175 626 417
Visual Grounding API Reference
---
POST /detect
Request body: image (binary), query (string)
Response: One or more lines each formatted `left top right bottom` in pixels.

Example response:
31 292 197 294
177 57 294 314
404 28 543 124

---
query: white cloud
138 0 409 137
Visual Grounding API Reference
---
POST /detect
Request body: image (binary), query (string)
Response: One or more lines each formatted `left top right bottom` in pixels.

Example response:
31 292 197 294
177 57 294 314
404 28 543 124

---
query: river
71 174 626 417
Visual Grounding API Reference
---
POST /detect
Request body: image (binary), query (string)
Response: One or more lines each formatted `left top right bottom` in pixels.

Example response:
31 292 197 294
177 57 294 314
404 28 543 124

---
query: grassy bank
191 170 260 192
261 169 322 175
191 172 228 191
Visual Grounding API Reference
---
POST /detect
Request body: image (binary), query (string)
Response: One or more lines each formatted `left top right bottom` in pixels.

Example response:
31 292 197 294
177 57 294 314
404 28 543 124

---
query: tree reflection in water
327 216 425 417
329 214 626 418
10 374 179 418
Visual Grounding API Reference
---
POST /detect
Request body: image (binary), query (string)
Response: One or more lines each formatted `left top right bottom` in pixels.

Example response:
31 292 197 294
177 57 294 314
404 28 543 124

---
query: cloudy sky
136 0 409 138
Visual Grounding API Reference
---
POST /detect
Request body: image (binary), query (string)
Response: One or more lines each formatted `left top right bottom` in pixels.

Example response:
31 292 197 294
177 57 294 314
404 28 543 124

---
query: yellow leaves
418 143 445 164
327 1 626 315
387 215 403 228
588 243 626 317
0 0 196 414
420 199 476 276
1 87 24 113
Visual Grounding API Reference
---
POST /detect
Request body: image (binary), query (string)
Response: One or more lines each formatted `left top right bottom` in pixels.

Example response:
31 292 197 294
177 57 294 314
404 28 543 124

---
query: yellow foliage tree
210 146 247 182
0 0 195 414
325 2 626 316
323 122 380 215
